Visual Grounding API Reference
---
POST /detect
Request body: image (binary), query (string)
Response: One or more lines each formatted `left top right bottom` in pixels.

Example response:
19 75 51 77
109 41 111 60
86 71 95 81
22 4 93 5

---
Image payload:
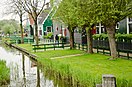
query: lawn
18 44 132 87
0 60 10 86
18 44 84 58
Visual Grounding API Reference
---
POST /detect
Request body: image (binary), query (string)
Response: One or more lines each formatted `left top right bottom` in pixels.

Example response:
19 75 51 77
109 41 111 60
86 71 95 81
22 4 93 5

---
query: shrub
43 32 53 39
93 34 132 41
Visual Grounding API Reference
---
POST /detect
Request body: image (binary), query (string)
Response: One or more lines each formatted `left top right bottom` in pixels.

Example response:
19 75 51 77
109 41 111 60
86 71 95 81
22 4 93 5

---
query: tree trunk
34 18 39 45
20 15 24 44
86 27 93 53
69 27 75 49
106 26 117 59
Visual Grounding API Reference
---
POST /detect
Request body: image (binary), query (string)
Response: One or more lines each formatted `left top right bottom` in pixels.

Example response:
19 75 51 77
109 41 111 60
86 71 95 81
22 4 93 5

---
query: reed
38 54 132 87
18 44 132 87
0 60 10 86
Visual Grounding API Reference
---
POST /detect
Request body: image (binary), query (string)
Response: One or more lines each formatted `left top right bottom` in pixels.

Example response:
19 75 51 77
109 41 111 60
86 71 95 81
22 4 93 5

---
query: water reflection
0 46 55 87
22 54 26 87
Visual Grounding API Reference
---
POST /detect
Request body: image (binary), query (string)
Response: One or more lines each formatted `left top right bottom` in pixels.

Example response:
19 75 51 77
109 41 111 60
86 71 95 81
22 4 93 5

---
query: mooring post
96 84 102 87
96 74 116 87
102 74 116 87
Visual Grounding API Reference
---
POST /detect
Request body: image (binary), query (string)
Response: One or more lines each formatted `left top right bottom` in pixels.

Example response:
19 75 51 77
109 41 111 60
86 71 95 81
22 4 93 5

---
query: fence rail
75 39 132 59
93 39 132 59
32 42 70 52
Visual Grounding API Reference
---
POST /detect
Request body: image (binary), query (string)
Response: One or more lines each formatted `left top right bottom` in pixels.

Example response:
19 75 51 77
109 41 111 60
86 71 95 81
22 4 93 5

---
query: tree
21 0 47 45
75 0 98 53
2 24 15 36
53 0 78 49
9 19 20 34
6 0 25 43
0 20 19 36
97 0 132 59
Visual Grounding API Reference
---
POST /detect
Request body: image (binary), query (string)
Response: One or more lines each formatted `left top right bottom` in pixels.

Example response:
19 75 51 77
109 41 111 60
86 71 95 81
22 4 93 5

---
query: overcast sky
0 0 19 21
0 0 50 21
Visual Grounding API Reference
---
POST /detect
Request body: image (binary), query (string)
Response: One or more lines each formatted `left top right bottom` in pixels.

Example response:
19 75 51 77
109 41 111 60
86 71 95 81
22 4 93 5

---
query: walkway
50 54 84 60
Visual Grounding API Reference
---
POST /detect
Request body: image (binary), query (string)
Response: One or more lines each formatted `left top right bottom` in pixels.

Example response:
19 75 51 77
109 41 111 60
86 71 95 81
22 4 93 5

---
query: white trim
126 17 129 34
116 22 119 29
128 21 132 24
99 23 102 34
42 7 54 24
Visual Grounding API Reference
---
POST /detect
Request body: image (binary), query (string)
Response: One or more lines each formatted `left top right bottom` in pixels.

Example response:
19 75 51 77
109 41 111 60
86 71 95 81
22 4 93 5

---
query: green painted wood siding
43 16 53 32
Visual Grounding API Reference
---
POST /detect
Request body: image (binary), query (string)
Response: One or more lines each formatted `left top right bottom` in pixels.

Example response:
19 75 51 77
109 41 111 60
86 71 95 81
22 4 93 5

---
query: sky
0 0 18 20
0 0 50 21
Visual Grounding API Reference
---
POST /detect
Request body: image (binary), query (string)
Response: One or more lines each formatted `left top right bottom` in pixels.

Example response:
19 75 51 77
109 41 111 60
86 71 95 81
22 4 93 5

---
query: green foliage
0 19 20 35
75 0 98 27
53 0 78 28
54 0 98 29
93 34 132 41
43 32 53 39
96 0 132 27
0 60 10 85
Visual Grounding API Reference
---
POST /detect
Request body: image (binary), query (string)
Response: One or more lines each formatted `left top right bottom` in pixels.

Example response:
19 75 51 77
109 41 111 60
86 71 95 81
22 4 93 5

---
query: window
46 26 52 32
39 30 42 35
116 23 119 29
96 27 99 34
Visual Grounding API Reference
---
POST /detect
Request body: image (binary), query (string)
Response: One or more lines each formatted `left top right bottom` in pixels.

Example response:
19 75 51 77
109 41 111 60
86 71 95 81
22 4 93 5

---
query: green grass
18 44 33 52
18 44 84 58
18 44 132 87
0 60 10 85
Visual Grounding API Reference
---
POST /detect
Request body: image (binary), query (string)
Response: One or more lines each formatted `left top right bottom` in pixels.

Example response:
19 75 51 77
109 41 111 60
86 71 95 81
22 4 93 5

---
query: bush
93 34 132 41
43 32 53 39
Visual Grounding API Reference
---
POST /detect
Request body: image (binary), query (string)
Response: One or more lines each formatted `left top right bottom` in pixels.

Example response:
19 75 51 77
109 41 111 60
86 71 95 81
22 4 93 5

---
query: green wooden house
42 13 53 35
38 7 53 38
26 6 53 38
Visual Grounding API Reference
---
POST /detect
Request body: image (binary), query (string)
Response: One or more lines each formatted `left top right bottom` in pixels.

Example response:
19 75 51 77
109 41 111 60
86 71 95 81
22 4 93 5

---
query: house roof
38 7 51 24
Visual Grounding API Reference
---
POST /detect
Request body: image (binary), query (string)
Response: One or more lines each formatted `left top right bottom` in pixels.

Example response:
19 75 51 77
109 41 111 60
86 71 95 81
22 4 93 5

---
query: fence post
97 46 99 53
79 44 80 50
102 75 116 87
82 44 84 50
62 42 64 49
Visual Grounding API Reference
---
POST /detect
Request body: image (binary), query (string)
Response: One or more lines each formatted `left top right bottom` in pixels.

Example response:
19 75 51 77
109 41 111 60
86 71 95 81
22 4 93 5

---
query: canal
0 44 65 87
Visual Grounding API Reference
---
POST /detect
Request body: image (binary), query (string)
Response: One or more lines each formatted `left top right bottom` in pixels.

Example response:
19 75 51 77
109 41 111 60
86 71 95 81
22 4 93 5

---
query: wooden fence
75 39 132 59
32 42 70 52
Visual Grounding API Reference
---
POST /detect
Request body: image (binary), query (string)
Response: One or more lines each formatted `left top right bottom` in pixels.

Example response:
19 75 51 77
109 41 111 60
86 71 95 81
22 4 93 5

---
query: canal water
0 45 60 87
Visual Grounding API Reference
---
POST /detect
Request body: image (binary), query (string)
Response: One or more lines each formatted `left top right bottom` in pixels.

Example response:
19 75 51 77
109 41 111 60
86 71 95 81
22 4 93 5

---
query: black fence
75 43 87 51
74 39 132 59
93 39 132 59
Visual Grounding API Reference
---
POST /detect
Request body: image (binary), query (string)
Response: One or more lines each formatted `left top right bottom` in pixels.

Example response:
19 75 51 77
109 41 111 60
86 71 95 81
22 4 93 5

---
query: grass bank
18 44 132 87
0 60 10 85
